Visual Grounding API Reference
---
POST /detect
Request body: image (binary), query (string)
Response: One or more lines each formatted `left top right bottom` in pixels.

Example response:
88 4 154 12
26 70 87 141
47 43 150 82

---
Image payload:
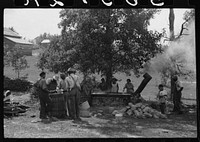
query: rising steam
144 20 196 77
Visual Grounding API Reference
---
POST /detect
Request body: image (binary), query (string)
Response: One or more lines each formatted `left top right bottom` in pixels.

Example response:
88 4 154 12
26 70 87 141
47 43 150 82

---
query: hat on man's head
173 75 178 81
4 90 11 97
67 68 76 73
39 71 46 77
53 75 59 81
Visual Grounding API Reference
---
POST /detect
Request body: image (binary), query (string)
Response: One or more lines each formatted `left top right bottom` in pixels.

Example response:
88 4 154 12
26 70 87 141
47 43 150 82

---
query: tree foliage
36 35 74 73
39 9 163 85
4 44 29 78
183 9 195 21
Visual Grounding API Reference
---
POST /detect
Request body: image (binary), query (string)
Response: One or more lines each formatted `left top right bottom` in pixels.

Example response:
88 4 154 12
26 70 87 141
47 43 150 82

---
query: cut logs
4 102 29 117
112 102 167 119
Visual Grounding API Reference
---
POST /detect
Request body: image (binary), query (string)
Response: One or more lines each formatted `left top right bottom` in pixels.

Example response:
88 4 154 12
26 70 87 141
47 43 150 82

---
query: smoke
144 20 196 76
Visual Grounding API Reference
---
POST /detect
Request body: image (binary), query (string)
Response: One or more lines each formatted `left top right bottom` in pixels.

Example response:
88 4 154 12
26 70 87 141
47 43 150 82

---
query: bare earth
3 93 197 138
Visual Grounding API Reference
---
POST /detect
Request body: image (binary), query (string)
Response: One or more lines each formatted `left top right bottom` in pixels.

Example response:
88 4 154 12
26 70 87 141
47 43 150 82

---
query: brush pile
4 90 30 118
112 102 167 119
4 102 30 118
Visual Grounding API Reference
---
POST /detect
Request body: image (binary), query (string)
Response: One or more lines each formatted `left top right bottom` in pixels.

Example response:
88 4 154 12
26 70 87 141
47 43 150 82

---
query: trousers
160 103 166 114
38 91 52 119
173 91 182 112
67 87 81 119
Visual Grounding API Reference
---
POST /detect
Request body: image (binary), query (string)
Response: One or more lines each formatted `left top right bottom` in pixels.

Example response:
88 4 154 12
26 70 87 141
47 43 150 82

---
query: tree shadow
78 110 197 137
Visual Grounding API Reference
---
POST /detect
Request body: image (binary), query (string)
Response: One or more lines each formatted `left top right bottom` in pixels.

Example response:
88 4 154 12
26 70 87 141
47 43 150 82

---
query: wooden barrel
49 93 66 118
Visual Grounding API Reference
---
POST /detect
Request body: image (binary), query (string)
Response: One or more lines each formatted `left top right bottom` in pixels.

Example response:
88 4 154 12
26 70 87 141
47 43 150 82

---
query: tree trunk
169 8 175 101
169 8 175 41
104 9 113 90
105 66 113 90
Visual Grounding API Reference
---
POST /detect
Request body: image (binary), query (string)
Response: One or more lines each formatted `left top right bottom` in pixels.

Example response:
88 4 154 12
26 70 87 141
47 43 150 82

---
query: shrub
29 86 39 99
4 76 33 92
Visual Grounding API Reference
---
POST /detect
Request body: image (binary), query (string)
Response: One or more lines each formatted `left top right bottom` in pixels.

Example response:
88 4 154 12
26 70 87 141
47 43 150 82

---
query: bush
29 86 39 99
4 76 33 92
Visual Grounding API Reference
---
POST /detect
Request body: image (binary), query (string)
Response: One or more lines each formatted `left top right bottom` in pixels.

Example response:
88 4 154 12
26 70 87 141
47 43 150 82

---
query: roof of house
41 39 50 44
4 28 33 45
4 36 33 45
4 28 22 38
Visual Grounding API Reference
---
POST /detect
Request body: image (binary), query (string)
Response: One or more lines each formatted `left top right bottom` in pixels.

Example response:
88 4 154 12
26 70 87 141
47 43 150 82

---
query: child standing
157 84 168 114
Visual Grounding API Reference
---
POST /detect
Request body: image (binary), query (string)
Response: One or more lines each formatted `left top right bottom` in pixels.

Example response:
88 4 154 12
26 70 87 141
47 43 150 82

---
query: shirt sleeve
156 91 160 99
42 80 48 90
124 83 127 89
176 81 182 91
76 76 81 88
65 78 70 89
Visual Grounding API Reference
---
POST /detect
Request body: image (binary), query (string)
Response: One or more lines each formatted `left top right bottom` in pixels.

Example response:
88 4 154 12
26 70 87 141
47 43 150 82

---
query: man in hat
172 75 184 114
65 68 82 121
37 72 54 123
46 77 57 91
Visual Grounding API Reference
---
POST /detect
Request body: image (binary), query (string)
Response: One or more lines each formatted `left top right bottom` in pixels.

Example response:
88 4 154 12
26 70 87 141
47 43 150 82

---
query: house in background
41 39 50 48
4 27 34 56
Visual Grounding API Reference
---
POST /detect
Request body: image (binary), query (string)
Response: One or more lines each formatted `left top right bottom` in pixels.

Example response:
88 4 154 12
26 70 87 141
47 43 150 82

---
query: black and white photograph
3 8 197 138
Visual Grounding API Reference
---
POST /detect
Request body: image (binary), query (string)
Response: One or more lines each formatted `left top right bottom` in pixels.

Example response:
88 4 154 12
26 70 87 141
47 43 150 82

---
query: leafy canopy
39 9 163 80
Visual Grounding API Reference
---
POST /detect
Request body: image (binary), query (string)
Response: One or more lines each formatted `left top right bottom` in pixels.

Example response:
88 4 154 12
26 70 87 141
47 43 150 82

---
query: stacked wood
112 102 167 119
4 102 29 117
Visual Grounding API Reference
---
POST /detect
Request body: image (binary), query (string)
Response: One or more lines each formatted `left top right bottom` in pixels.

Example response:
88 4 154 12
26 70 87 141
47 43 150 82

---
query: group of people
98 75 184 115
35 68 82 123
156 75 184 115
98 78 135 94
33 71 184 123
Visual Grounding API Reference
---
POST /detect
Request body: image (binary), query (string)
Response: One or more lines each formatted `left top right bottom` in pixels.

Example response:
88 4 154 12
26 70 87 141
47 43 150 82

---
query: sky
4 8 192 40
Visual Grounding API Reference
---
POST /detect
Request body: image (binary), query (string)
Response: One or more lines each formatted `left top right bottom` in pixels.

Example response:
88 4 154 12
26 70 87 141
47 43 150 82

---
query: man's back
65 74 81 90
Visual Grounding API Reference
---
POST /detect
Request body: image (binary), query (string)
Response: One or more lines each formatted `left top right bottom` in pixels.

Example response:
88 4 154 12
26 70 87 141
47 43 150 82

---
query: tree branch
175 19 189 40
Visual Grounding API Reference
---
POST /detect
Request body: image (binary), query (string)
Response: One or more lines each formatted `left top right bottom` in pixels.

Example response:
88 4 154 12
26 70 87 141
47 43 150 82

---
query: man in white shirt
65 68 82 121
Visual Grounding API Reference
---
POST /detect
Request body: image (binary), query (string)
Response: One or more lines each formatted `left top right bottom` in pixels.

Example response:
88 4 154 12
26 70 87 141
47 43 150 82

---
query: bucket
79 101 90 110
50 93 66 118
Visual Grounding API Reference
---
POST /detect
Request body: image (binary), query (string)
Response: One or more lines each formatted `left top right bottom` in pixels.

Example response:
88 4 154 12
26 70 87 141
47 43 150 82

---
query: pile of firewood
112 102 167 119
4 102 30 118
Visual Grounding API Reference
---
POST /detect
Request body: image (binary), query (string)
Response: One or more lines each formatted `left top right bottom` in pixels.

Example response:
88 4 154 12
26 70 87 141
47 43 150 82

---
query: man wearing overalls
66 68 82 121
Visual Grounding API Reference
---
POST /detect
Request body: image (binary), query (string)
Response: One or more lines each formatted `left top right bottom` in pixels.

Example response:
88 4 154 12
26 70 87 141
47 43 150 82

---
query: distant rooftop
41 39 50 44
5 36 33 45
4 28 33 45
4 27 22 38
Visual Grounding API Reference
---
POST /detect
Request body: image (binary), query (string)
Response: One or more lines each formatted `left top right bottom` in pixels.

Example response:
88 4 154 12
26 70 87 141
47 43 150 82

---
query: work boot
41 118 51 124
75 117 82 121
47 112 58 122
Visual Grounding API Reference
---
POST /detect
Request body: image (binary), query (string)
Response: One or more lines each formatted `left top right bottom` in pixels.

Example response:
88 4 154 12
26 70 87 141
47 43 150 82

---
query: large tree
39 9 162 86
36 34 74 73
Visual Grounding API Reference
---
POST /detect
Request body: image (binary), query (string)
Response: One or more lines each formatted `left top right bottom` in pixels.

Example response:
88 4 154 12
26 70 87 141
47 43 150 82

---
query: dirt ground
4 93 197 138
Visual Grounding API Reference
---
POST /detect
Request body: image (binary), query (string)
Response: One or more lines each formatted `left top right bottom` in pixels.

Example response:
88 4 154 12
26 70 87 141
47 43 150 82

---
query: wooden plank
182 97 196 101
